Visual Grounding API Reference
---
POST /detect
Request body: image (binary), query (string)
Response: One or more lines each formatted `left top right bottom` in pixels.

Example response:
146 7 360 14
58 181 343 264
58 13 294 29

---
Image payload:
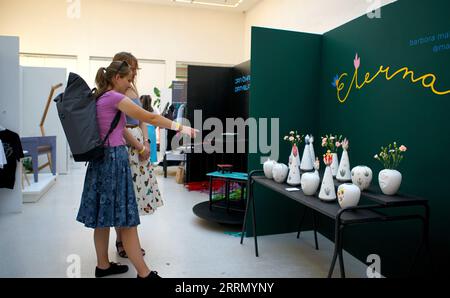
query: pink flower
399 145 407 152
341 138 349 150
336 142 341 148
292 144 298 157
321 138 327 146
354 53 360 70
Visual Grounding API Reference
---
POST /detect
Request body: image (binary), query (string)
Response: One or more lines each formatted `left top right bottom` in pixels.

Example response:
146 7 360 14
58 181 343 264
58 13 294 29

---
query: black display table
240 170 432 278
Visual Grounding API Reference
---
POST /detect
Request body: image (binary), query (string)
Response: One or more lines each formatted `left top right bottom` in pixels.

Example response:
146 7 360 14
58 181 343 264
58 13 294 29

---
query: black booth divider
185 62 250 183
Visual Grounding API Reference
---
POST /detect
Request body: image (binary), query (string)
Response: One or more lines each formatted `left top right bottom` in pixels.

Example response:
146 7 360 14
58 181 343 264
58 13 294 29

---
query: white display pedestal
0 36 22 214
22 173 57 203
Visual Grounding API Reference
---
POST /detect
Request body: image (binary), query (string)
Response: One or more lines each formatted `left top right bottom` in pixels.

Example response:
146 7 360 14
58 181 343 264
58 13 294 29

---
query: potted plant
319 150 336 201
283 131 303 186
283 131 303 167
374 142 407 195
321 134 343 177
153 87 161 110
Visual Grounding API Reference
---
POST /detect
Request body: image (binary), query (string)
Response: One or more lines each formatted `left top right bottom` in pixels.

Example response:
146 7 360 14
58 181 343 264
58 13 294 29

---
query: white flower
330 136 335 140
296 135 300 139
289 136 294 141
389 149 395 153
374 154 379 159
284 136 288 140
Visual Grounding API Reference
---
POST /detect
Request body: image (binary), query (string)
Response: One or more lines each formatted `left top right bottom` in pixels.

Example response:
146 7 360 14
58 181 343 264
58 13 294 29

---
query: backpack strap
101 110 122 146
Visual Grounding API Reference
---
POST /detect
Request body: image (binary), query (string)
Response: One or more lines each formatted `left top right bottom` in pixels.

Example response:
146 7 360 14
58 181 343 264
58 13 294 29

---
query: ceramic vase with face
336 149 351 182
300 135 313 171
272 163 289 183
337 183 361 208
301 158 320 195
263 159 277 179
378 169 402 195
319 166 336 201
351 166 373 190
287 144 301 186
330 153 339 177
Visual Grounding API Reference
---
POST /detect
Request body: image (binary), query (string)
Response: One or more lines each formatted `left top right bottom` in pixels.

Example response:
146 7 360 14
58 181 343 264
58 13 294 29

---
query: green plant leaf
153 87 161 98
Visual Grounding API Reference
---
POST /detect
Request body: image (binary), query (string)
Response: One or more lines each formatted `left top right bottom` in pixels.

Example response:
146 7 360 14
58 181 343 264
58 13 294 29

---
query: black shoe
95 262 129 278
137 271 162 279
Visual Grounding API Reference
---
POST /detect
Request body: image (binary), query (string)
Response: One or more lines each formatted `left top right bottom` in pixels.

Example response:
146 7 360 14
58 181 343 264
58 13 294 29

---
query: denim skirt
76 146 141 229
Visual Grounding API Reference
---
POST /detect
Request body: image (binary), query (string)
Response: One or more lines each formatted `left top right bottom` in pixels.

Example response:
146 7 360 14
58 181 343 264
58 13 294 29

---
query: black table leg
313 211 319 250
338 225 346 278
423 203 434 274
163 154 167 178
297 207 307 239
226 180 230 213
240 179 250 245
410 203 433 276
251 180 259 257
327 218 341 278
209 176 213 211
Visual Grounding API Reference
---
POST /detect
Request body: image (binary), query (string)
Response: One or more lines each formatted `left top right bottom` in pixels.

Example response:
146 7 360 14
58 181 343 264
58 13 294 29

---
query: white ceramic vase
330 153 339 177
263 158 277 179
287 144 301 186
301 169 320 196
309 135 316 163
289 144 301 169
336 149 351 182
337 183 361 208
351 166 373 190
272 163 289 183
300 136 313 171
378 169 402 195
319 166 336 201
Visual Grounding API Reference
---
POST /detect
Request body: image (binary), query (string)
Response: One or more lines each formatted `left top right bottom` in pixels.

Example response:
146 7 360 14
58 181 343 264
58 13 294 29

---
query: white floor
0 161 369 278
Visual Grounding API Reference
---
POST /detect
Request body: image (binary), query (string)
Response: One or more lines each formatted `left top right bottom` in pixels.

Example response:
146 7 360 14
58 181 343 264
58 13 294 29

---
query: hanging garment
0 140 7 169
0 129 24 189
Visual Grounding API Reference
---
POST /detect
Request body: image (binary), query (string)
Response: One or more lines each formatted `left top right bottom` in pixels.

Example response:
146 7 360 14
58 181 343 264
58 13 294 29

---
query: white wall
0 0 401 80
0 0 402 89
0 36 23 214
244 0 398 59
21 67 69 175
0 0 246 87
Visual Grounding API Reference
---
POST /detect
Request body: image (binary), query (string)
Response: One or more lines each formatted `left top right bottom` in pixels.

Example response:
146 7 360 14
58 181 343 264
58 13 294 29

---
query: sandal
116 241 146 258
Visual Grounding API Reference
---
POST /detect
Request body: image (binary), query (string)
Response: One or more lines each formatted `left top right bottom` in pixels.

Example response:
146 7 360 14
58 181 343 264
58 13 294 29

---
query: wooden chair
21 83 62 183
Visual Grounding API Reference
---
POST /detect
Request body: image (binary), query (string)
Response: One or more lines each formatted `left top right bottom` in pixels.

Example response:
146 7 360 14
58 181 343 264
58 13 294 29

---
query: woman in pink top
77 60 197 278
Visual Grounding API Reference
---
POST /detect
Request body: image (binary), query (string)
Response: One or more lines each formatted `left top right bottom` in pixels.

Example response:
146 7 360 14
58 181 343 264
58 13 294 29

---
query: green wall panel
247 27 322 236
248 0 450 277
319 0 450 277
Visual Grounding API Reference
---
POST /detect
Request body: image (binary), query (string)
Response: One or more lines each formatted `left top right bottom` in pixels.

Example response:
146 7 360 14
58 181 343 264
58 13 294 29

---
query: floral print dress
127 127 163 215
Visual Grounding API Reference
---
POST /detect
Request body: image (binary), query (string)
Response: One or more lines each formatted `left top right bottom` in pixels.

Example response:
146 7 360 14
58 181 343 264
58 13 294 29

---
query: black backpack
54 72 121 162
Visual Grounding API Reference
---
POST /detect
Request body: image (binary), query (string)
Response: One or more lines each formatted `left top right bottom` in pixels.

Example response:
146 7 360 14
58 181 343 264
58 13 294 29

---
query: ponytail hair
94 61 131 98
